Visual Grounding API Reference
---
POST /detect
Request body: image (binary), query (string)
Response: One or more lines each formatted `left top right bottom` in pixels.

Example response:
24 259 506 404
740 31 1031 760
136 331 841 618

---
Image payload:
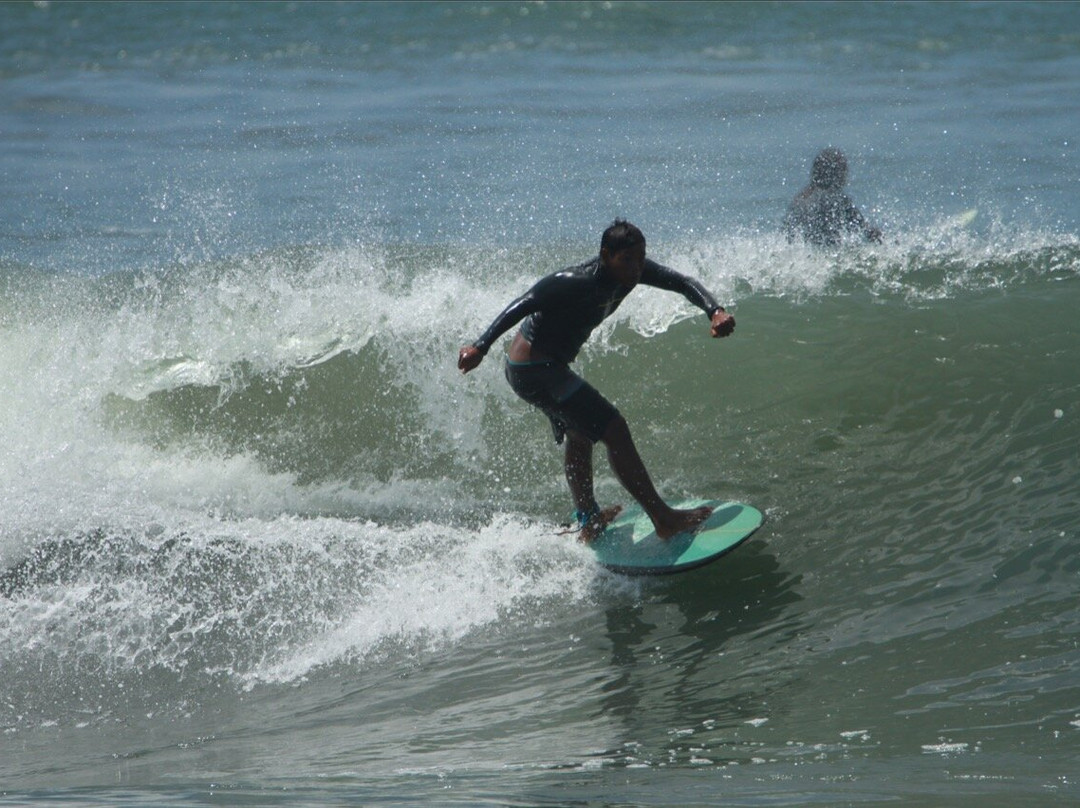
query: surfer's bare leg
564 430 595 514
600 416 711 540
565 430 621 542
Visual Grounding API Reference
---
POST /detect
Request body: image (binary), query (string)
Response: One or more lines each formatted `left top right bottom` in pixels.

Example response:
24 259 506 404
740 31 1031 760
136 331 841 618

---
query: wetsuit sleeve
471 290 540 355
842 196 869 230
783 188 811 243
841 196 882 243
640 260 722 317
471 271 583 354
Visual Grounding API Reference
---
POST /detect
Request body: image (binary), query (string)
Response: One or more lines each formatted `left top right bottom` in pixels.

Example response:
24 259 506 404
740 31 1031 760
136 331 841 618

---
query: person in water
457 220 736 542
783 147 882 246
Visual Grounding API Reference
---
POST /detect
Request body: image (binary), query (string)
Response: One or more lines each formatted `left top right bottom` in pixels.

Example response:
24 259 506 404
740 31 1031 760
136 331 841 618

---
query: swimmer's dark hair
601 219 646 254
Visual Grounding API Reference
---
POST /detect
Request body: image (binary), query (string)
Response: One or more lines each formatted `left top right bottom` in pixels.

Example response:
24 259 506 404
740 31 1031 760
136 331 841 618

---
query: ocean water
2 1 1079 805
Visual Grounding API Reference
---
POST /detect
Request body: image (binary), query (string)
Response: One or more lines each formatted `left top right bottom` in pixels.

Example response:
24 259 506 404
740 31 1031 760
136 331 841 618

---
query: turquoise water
2 2 1079 805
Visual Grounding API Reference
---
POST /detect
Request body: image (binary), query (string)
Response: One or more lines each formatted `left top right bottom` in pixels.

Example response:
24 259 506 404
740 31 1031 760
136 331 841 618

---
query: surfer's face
601 243 646 287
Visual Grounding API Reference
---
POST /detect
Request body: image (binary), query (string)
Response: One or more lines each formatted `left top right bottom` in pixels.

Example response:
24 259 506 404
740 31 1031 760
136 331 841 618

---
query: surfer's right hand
458 345 484 373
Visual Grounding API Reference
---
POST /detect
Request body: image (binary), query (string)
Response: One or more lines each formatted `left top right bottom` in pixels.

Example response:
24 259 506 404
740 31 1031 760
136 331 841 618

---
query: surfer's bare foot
578 505 623 544
653 505 713 540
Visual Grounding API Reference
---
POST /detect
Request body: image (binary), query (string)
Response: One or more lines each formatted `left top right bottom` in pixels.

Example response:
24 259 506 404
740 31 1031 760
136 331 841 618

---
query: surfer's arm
473 291 542 354
641 260 721 315
458 288 542 373
641 260 735 338
843 197 882 244
782 190 810 243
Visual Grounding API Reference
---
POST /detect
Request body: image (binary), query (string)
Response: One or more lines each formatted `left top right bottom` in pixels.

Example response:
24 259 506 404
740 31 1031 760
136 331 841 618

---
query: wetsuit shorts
504 360 620 445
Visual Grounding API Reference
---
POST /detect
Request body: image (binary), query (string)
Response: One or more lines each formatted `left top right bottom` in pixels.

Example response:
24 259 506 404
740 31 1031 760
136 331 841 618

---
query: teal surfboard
589 499 763 575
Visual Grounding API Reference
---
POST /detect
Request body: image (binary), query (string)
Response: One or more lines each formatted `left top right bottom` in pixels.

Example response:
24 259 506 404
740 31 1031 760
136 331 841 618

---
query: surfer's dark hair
811 147 848 190
601 219 646 254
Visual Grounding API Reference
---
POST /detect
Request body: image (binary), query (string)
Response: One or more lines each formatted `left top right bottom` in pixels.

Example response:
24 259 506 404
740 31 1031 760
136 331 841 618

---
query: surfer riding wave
458 220 736 542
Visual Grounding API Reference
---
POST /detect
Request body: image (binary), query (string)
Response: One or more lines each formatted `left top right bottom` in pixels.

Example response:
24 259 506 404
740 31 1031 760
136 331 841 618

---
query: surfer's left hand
710 309 735 338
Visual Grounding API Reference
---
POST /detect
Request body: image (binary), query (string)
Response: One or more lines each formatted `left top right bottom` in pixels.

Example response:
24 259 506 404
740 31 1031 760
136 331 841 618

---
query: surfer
458 220 735 542
783 147 882 247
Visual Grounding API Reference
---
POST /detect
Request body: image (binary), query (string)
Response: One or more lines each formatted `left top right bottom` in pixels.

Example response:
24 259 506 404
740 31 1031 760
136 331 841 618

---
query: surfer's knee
599 414 632 447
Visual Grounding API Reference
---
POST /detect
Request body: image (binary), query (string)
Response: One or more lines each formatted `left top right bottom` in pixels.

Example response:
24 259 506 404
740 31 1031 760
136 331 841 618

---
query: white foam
921 741 969 754
243 514 609 686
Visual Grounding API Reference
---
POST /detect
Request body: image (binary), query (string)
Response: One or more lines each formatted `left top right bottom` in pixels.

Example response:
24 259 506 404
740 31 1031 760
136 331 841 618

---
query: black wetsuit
472 256 721 443
472 257 721 362
783 186 878 247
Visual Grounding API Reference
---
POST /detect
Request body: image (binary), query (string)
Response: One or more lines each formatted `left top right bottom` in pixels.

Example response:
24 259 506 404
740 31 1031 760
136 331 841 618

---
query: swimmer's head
811 147 848 189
